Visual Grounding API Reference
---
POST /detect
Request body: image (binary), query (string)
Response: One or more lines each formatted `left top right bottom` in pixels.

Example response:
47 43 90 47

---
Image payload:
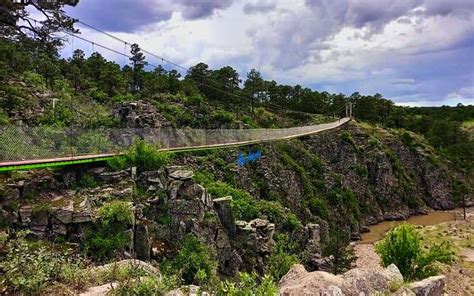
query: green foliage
0 231 64 294
111 276 164 296
162 235 218 287
83 201 133 260
305 196 330 220
375 224 454 281
97 200 134 227
322 228 356 274
216 273 278 296
253 107 276 128
268 234 300 280
107 156 128 171
194 171 259 221
211 109 235 125
340 131 354 144
185 92 205 106
59 262 91 289
400 131 417 150
351 163 368 176
22 71 46 89
111 139 171 173
77 173 98 188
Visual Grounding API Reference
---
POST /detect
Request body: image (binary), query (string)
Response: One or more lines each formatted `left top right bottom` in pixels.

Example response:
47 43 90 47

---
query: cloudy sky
59 0 474 106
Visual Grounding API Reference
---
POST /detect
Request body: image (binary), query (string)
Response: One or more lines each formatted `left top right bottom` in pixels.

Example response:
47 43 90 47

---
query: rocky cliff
0 121 468 280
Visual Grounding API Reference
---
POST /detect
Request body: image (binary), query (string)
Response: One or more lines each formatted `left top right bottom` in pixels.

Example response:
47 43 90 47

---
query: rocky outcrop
113 101 171 128
408 275 446 296
233 218 275 274
279 263 404 295
139 166 243 276
279 263 448 296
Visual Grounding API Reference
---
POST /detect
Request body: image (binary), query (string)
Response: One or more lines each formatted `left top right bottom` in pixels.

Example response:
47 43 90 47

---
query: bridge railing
0 118 349 164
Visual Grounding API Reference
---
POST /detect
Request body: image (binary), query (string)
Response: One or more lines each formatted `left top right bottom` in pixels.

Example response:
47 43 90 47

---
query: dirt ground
354 207 474 295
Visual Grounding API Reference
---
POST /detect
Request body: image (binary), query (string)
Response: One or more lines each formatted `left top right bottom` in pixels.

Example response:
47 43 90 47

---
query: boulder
408 275 445 296
30 209 49 226
19 205 32 225
1 209 18 224
113 101 171 128
73 211 93 223
169 169 194 181
279 263 404 295
95 170 129 183
279 264 344 296
0 186 20 201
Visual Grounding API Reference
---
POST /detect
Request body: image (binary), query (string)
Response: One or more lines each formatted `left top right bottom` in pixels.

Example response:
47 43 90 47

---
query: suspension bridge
0 117 351 172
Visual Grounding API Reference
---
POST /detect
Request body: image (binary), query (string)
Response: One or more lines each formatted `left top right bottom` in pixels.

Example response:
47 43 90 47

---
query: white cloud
60 0 474 106
447 86 474 100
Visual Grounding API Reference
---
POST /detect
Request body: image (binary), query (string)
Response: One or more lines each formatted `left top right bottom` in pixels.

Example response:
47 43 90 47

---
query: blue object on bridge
237 150 263 166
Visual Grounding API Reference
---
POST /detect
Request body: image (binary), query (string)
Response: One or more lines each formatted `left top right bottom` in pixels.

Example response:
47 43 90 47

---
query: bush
322 228 356 274
109 139 170 173
268 234 300 280
194 171 260 221
111 276 163 296
211 109 235 125
375 224 454 281
217 273 278 296
162 235 218 287
0 231 64 294
83 201 134 260
185 93 205 106
97 201 134 227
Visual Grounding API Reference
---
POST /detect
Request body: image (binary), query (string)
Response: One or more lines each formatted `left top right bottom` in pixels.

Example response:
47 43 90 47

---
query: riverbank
354 208 474 295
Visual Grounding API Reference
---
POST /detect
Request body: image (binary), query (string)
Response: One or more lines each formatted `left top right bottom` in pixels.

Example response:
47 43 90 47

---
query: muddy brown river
360 211 456 243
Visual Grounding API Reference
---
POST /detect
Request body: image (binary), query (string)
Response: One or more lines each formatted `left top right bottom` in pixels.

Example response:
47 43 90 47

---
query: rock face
113 101 171 128
233 219 275 274
139 166 243 276
408 275 446 296
279 264 404 295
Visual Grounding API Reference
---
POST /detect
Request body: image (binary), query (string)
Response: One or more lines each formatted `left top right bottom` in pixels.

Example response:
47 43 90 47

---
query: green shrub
194 171 260 221
305 196 330 220
97 200 134 227
340 131 354 144
162 235 218 287
322 228 356 274
0 108 9 125
217 272 278 296
111 276 162 296
268 234 300 280
0 231 64 294
185 93 205 106
59 263 91 289
107 156 128 170
22 71 46 89
110 139 170 173
375 224 454 281
211 109 235 124
77 173 98 188
83 201 134 260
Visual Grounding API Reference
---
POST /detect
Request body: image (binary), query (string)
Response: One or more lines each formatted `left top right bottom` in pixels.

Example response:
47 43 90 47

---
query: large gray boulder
408 275 446 296
279 263 404 295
